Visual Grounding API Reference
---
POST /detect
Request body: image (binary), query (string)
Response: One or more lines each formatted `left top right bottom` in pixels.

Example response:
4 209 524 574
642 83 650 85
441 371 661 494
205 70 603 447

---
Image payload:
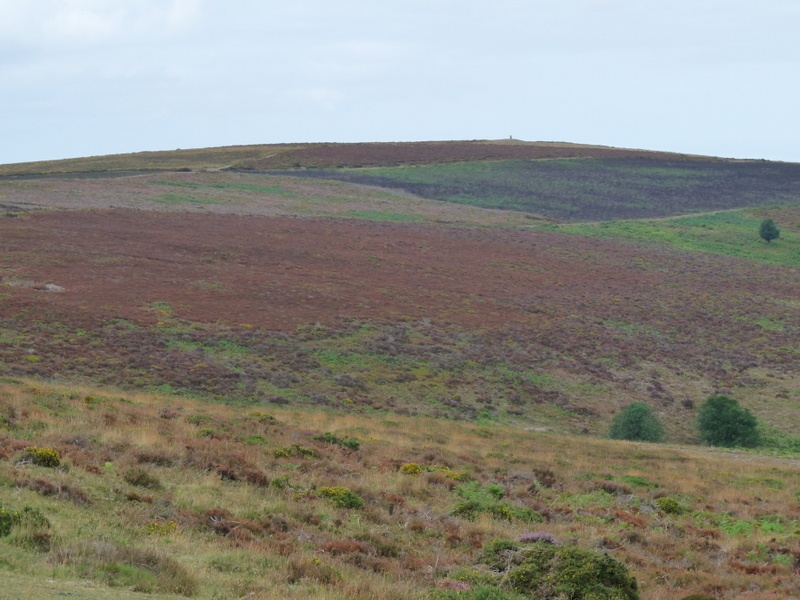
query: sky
1 0 799 165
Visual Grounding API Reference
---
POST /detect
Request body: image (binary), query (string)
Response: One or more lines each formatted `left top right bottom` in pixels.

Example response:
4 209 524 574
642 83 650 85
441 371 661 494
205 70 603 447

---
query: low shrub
519 532 558 545
655 496 684 515
503 542 639 599
274 444 318 459
21 446 61 467
479 539 522 571
399 463 423 475
317 486 364 509
312 432 360 451
0 504 52 551
285 555 341 585
123 468 162 490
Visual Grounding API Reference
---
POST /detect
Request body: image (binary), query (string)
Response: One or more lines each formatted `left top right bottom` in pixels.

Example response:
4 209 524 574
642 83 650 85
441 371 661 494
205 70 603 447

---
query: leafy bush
317 486 364 509
655 496 684 515
697 395 760 448
504 542 639 599
22 446 61 467
609 403 664 442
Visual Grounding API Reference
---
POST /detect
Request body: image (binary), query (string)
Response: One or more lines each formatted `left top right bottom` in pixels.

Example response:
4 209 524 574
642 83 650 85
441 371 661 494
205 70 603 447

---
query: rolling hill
1 139 799 599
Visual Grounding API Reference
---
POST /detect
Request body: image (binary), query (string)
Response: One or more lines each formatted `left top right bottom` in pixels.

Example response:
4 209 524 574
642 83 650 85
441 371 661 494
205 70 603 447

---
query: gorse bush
609 402 664 442
317 486 364 509
399 462 422 475
22 446 61 467
697 395 760 448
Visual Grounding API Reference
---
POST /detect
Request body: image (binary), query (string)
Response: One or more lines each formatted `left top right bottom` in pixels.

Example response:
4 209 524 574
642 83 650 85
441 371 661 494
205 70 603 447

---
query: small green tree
697 395 760 448
609 402 664 442
759 218 780 243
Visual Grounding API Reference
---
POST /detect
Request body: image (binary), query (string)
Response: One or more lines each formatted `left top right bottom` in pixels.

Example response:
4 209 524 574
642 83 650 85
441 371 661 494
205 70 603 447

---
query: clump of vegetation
697 395 760 448
609 402 664 442
655 496 684 515
452 482 542 523
123 468 163 490
759 218 780 243
51 539 197 596
317 486 364 509
506 543 639 599
0 504 52 551
519 531 558 545
312 431 360 451
274 444 318 459
21 446 61 467
285 555 341 585
399 462 423 475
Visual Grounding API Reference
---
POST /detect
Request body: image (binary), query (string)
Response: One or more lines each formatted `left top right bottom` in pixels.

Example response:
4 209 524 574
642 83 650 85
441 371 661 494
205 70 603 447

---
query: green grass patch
559 208 800 266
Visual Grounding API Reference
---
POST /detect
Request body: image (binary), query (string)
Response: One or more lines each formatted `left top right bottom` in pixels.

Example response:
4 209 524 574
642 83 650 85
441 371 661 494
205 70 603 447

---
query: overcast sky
1 1 798 165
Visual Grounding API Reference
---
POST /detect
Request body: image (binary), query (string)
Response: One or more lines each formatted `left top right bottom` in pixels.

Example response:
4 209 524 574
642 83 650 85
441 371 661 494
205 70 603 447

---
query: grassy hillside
2 211 800 448
2 378 800 600
2 140 800 598
557 205 800 266
0 140 690 177
276 158 800 221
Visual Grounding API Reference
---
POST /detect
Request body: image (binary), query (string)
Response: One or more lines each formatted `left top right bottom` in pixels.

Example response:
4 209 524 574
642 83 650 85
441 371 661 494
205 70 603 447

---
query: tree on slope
609 402 664 442
697 395 760 448
759 218 780 243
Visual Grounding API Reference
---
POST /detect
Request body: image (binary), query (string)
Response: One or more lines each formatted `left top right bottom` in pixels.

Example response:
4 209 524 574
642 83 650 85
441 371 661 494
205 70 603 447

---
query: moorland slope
1 139 799 599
